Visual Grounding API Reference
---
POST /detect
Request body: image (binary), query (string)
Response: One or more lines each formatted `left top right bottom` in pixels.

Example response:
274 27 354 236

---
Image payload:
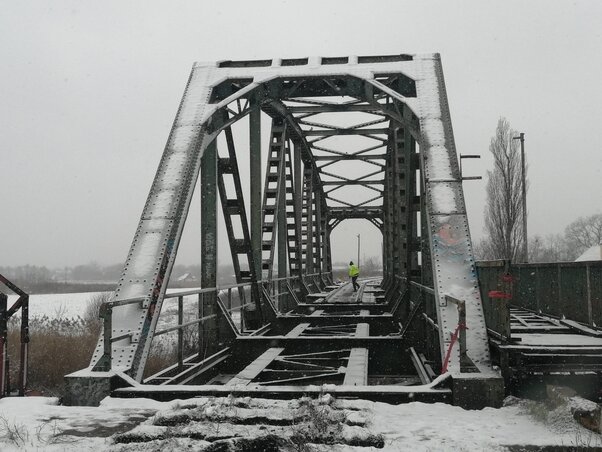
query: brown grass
5 292 198 396
7 317 98 396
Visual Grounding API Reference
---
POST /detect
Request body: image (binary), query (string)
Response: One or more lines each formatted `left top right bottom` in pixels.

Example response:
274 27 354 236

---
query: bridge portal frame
66 54 500 406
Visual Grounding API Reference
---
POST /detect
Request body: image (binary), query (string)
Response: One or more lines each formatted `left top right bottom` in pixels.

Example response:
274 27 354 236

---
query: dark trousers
351 276 359 291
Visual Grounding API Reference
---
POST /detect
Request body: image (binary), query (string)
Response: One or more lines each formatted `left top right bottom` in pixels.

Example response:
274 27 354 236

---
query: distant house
575 245 602 262
176 272 197 282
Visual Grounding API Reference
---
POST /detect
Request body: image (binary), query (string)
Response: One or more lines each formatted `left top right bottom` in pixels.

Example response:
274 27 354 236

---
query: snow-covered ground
6 291 109 319
0 395 599 451
5 289 206 325
3 291 601 450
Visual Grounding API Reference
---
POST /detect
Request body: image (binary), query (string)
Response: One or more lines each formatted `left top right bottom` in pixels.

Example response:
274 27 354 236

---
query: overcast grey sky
2 0 602 268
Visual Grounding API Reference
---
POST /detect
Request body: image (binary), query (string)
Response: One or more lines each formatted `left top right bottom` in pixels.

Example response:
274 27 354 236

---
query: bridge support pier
63 370 133 407
452 374 505 409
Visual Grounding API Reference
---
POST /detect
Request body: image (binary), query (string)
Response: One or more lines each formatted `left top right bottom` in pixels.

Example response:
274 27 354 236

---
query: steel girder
79 54 493 384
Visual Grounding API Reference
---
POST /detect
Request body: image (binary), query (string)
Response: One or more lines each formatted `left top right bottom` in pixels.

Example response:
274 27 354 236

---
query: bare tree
83 292 112 334
482 118 527 261
564 213 602 257
529 234 573 262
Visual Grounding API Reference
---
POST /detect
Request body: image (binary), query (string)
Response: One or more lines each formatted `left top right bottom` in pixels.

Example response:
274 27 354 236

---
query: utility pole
513 132 527 262
357 234 361 269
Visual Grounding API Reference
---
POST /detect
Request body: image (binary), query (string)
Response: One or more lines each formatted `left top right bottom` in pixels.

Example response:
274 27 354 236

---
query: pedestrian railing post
0 293 7 398
198 292 203 358
18 294 29 396
445 295 468 370
177 295 184 370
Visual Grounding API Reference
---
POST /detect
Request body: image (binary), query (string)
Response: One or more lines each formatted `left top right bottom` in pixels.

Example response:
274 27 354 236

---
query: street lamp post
357 234 360 269
513 132 528 262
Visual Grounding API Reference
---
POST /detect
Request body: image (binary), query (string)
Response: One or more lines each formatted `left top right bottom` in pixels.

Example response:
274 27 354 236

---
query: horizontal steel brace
289 104 383 113
113 385 452 404
321 180 384 186
304 128 390 136
313 154 387 161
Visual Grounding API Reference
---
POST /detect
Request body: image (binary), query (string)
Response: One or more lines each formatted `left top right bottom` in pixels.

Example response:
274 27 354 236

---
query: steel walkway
114 280 453 404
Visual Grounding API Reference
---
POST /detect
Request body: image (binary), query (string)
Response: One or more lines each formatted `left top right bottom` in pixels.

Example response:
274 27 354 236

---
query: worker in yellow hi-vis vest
348 261 360 292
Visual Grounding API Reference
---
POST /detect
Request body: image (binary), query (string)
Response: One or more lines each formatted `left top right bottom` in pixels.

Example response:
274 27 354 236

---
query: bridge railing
477 260 602 327
396 276 475 373
96 272 330 373
394 275 442 372
0 274 29 397
442 295 468 372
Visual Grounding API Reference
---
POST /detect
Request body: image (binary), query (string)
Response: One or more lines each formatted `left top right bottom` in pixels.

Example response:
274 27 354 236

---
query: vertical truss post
324 220 333 275
419 148 438 368
382 167 388 281
293 143 303 259
390 127 404 279
293 144 308 298
200 139 220 355
319 199 329 276
0 293 6 398
404 128 420 279
277 141 288 311
217 123 266 326
383 130 395 287
249 96 262 282
391 126 413 322
313 190 323 287
284 144 302 282
301 168 314 274
260 118 287 281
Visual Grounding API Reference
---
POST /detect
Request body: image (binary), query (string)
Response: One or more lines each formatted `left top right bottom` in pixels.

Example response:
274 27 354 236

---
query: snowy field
5 289 210 328
0 395 600 451
6 291 109 319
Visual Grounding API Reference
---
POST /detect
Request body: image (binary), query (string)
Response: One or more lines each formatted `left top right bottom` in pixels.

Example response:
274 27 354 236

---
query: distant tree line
0 265 52 285
527 213 602 262
477 210 602 262
0 262 235 292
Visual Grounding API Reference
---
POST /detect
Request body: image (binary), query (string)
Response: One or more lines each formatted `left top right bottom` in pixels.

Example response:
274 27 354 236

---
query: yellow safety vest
349 265 359 277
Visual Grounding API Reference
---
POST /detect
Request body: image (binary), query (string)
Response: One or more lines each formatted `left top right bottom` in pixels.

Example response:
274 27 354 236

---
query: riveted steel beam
70 55 498 407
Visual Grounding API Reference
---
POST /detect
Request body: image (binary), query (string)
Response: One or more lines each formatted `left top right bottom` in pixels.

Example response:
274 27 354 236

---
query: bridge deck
116 279 457 403
107 280 602 406
490 307 602 382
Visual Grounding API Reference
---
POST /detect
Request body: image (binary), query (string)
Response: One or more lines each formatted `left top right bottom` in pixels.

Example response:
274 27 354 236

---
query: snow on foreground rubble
0 395 600 451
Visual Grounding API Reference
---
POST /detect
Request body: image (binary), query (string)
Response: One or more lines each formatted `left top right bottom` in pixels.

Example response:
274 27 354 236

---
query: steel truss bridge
64 53 601 408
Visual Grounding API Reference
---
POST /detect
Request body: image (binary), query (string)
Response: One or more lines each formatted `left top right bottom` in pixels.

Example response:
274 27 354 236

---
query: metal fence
96 272 331 375
477 260 602 327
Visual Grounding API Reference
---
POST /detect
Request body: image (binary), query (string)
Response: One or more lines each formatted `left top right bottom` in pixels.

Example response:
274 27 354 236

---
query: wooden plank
286 323 311 337
512 325 567 331
309 310 324 317
560 319 602 337
410 347 431 384
343 348 368 386
227 347 284 386
355 323 369 337
359 310 370 316
510 314 531 327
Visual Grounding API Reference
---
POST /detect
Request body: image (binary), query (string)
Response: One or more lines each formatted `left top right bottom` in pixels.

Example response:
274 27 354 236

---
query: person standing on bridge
348 261 360 292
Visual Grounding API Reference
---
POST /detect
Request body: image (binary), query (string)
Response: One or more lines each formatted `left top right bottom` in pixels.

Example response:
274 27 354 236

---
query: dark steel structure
0 274 29 397
65 54 505 407
478 260 602 398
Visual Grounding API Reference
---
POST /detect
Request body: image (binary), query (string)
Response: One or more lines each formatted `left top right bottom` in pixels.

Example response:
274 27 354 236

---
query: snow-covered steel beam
74 53 493 388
